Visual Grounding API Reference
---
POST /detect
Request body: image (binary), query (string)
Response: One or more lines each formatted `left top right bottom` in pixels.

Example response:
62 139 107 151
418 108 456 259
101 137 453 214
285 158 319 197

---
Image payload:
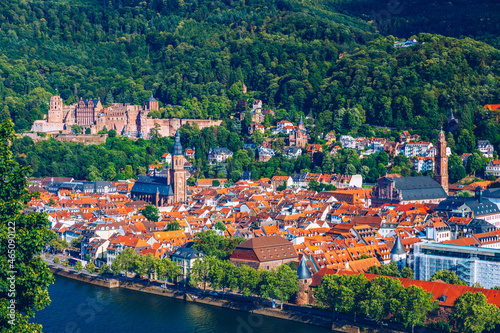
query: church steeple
298 116 305 130
447 108 459 134
434 130 449 194
173 130 183 156
171 129 187 203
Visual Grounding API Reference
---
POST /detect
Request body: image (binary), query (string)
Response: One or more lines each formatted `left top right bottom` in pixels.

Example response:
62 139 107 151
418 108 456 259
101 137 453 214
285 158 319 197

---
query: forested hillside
338 0 500 49
0 0 499 146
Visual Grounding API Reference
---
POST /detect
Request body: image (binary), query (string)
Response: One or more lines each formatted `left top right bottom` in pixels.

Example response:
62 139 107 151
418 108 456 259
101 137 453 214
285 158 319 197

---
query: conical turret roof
391 236 406 255
297 256 312 279
147 93 157 102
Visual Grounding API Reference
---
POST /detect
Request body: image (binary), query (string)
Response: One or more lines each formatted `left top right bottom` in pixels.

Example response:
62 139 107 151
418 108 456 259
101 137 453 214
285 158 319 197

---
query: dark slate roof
241 169 251 180
131 175 173 196
155 168 170 178
291 173 308 182
285 147 301 154
82 98 100 107
84 181 117 191
297 256 312 279
171 247 204 260
173 130 183 156
210 147 232 155
484 188 500 199
392 176 447 200
391 236 406 255
478 140 492 148
467 219 496 234
436 197 470 212
436 196 500 217
147 94 158 102
47 181 79 192
467 200 500 217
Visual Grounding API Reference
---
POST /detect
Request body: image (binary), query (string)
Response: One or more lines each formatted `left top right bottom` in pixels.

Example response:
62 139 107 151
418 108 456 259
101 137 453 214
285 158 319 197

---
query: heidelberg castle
32 95 221 138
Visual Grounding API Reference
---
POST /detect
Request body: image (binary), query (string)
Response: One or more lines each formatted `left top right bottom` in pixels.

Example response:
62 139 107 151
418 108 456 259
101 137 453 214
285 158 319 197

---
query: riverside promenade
43 256 428 333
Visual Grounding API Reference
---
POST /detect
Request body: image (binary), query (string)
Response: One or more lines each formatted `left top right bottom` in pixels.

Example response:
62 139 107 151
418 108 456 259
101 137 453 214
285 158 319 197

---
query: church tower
447 109 459 134
171 130 187 203
434 129 449 194
48 96 63 123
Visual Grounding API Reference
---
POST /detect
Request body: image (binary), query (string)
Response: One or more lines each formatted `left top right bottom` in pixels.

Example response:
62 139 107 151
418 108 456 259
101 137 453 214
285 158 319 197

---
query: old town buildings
230 236 298 270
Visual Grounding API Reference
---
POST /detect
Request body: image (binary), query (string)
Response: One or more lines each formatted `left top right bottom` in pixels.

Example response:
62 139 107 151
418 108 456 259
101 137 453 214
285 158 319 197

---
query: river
33 276 332 333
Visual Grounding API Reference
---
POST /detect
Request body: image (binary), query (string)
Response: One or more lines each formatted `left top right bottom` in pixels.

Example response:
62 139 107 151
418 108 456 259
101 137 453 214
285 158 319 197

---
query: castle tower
171 130 187 203
146 94 159 112
390 236 407 269
434 129 449 194
48 96 63 123
296 256 312 305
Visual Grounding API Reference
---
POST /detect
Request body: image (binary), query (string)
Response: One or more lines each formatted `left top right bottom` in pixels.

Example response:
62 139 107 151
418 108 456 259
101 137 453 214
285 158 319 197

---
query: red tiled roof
311 269 500 308
484 104 500 111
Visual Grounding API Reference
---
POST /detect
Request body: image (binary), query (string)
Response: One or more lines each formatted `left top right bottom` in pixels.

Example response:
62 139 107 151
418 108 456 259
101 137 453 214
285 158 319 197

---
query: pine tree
322 152 334 173
232 118 242 134
105 91 114 106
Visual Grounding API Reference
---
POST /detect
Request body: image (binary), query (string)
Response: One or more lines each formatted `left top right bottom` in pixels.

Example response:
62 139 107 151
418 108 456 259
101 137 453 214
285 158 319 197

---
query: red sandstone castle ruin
32 95 221 138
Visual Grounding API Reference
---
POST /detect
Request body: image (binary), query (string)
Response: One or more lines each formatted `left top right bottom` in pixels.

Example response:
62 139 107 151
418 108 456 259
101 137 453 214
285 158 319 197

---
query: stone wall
145 118 171 137
146 118 222 137
48 266 120 288
231 258 297 271
31 120 65 133
19 133 49 143
169 118 222 133
53 134 108 145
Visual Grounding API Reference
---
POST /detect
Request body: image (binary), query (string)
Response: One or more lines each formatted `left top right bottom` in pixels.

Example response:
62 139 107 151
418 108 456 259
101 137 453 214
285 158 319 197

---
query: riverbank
48 264 411 333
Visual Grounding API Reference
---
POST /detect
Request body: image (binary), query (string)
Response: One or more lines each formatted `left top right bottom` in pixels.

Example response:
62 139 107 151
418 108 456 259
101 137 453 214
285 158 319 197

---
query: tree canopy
191 230 245 260
450 292 500 333
430 270 467 286
0 120 54 332
315 273 437 329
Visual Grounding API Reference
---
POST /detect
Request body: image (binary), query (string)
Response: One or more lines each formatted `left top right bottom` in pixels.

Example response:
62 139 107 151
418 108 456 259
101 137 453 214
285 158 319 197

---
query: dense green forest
337 0 500 49
1 0 500 137
2 0 500 181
